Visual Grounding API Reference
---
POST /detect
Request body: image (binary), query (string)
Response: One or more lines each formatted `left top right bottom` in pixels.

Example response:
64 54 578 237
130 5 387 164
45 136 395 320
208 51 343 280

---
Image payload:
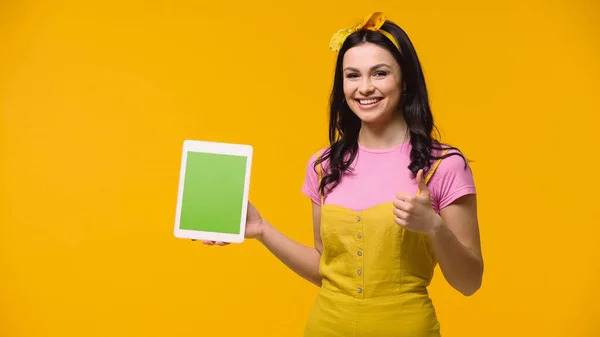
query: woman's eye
345 73 359 79
374 71 388 77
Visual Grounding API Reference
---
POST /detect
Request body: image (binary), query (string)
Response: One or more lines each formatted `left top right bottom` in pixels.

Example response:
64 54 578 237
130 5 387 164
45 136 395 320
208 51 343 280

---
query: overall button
357 269 362 276
356 216 361 222
357 250 363 256
357 287 363 293
357 233 362 239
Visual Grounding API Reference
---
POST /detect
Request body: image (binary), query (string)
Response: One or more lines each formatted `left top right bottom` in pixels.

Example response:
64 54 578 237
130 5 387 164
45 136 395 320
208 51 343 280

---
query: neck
357 113 408 150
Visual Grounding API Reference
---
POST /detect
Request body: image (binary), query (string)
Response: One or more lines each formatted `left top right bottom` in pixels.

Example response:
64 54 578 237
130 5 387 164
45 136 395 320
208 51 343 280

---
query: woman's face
342 42 403 125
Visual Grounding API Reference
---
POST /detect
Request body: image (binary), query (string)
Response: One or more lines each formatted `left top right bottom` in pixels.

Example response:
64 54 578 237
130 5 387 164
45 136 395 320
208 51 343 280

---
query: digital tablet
174 140 253 243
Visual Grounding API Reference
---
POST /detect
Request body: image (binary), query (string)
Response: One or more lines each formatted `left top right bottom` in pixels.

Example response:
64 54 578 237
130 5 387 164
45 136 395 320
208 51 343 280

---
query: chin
356 113 387 124
350 105 389 124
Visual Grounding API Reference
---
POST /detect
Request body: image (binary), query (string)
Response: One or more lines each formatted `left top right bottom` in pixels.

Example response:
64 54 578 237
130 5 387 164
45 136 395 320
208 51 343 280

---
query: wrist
256 219 271 243
427 213 446 238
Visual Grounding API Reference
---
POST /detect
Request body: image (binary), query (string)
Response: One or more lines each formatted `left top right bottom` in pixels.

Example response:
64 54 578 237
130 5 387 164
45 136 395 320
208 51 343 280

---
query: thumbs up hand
392 169 443 235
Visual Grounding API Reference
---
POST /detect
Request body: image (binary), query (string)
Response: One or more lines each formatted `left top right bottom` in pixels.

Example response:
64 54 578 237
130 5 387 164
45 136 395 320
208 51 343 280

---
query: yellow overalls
303 152 447 336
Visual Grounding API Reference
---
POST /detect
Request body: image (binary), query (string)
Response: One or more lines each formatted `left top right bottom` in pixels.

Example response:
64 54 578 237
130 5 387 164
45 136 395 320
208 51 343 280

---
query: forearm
257 220 322 287
427 217 483 296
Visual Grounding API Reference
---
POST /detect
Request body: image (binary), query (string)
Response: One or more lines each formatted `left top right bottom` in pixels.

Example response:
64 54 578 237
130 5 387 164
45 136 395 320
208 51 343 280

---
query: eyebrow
343 63 391 72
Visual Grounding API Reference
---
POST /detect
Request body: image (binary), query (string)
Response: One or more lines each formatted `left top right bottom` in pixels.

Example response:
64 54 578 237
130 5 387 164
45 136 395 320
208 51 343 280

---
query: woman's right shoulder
301 146 331 204
306 146 331 169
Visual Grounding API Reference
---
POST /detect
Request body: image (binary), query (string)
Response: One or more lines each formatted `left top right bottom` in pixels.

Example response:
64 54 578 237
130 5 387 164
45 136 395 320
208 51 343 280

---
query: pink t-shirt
301 141 476 213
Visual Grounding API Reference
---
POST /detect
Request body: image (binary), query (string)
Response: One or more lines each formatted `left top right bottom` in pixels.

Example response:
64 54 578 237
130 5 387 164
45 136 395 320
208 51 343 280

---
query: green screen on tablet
179 152 248 234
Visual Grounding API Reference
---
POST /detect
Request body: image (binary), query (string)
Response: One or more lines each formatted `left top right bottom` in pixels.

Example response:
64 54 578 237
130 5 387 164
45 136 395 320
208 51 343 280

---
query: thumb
247 201 261 221
416 169 429 195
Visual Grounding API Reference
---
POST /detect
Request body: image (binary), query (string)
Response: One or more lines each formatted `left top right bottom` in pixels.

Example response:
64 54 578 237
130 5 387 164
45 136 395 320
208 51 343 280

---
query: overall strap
316 150 324 206
424 149 450 185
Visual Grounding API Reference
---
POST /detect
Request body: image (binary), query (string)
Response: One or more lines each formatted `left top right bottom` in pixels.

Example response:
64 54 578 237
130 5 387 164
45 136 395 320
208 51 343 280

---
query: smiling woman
203 12 482 337
342 56 403 123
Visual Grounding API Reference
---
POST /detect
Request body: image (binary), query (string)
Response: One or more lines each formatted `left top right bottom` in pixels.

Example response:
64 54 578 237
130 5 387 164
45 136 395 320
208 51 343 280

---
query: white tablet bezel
174 140 253 243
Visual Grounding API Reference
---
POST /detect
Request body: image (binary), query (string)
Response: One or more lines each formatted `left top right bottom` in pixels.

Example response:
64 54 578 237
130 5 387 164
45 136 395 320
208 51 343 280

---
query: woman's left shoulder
428 145 476 210
435 147 472 174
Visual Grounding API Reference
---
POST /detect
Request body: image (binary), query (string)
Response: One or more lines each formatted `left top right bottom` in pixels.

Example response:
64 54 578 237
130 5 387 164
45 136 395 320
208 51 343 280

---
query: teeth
359 99 381 105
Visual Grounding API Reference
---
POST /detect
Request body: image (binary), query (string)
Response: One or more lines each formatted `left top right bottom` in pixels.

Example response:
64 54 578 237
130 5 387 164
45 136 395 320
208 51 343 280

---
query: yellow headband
329 12 400 52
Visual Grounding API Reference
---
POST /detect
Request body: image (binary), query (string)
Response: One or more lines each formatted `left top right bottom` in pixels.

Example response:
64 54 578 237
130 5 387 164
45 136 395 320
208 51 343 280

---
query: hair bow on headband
329 12 400 52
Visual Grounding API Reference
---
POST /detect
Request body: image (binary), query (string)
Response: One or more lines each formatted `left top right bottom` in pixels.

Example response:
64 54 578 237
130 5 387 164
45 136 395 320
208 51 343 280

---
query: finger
416 169 429 195
393 200 411 213
395 191 413 202
202 240 215 245
215 241 230 246
393 208 409 220
394 216 408 227
392 197 405 210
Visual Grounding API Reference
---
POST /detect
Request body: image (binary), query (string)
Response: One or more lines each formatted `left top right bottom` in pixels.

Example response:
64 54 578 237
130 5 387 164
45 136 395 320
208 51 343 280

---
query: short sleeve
301 152 322 205
427 151 476 212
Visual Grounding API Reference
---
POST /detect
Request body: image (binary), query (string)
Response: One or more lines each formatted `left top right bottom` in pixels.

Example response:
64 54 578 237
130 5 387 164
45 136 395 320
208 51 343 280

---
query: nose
358 79 375 96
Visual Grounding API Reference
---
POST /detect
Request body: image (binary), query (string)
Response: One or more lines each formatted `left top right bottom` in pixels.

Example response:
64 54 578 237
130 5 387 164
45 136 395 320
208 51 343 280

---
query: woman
203 12 483 337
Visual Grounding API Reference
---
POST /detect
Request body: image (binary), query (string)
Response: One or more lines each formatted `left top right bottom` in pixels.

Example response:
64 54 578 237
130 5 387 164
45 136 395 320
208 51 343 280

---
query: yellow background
1 0 598 336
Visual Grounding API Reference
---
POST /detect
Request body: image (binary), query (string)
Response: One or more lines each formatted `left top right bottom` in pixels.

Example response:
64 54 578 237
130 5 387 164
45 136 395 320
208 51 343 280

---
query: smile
357 98 383 106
